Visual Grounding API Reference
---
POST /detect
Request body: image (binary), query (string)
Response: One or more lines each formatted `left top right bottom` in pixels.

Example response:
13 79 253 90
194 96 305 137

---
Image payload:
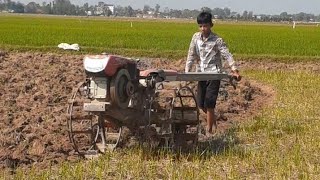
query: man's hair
197 11 213 25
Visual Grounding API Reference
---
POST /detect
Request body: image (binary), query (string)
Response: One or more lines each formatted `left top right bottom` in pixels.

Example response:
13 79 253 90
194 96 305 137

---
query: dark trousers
197 80 221 109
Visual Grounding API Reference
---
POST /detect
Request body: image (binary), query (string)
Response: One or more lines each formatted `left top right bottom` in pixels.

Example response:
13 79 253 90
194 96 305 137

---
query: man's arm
185 34 199 72
216 38 237 71
217 38 241 80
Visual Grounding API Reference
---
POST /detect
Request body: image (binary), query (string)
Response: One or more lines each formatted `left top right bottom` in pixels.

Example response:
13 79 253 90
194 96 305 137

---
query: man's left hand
231 70 241 81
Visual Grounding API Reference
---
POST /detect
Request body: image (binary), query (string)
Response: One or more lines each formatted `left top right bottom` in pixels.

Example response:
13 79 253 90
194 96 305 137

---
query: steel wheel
67 81 97 156
68 81 123 155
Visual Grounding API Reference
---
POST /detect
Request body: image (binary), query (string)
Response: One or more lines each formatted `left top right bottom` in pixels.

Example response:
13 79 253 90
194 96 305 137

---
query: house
95 2 114 16
142 10 155 18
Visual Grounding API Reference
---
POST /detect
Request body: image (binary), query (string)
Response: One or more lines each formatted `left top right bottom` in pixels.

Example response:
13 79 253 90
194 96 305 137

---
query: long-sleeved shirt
185 32 237 73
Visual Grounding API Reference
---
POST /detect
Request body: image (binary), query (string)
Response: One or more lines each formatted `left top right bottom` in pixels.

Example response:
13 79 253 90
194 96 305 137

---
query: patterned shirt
185 32 237 73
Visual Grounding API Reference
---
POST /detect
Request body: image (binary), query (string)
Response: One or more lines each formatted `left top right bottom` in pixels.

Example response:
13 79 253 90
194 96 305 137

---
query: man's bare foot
213 121 217 130
206 126 212 134
206 126 217 137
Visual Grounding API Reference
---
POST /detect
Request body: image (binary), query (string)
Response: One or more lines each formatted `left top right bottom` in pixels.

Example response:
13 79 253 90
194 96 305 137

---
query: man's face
198 23 213 36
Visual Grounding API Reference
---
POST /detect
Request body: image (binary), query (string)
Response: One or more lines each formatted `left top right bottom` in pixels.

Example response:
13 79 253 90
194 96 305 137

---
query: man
185 12 240 135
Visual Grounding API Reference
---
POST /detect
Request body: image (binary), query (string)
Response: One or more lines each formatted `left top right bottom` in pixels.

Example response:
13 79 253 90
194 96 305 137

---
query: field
1 15 320 59
0 14 320 179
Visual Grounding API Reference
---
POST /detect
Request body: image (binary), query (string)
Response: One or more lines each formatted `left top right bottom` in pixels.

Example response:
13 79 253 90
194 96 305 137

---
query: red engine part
84 55 137 77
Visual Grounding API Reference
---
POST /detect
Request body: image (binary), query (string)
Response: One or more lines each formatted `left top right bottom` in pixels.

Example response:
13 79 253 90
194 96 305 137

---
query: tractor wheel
67 81 97 156
67 81 123 156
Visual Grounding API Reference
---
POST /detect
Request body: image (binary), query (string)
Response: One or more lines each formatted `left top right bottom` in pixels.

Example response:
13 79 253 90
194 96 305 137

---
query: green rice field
0 14 320 59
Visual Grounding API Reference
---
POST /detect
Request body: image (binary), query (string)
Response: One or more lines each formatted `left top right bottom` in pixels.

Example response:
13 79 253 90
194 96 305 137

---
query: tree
114 5 123 16
124 5 134 17
154 4 160 17
169 9 182 18
163 7 169 14
143 5 150 14
83 3 88 11
52 0 75 15
294 12 311 21
248 11 253 20
0 1 5 10
14 2 24 13
280 12 287 18
181 9 199 19
200 7 211 13
6 1 24 13
212 8 225 19
41 2 52 14
236 13 241 20
25 2 40 13
242 10 248 20
223 7 231 17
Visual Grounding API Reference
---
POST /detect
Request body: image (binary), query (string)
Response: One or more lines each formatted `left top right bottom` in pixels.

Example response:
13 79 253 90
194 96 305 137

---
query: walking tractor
67 54 232 156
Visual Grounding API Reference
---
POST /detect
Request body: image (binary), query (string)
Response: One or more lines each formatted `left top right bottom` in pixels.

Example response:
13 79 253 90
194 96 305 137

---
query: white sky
17 0 320 15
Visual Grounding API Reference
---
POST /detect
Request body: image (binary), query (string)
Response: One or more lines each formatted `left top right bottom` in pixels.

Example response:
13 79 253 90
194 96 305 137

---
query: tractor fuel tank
84 55 137 77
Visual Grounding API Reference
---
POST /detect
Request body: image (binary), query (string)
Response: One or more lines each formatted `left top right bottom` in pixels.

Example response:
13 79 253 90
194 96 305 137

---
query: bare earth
2 51 314 170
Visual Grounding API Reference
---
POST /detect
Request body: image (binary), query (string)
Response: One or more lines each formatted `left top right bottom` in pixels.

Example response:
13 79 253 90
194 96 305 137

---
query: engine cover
84 55 137 77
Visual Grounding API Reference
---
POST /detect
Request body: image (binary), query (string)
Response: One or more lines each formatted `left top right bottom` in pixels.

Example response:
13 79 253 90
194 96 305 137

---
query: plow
67 54 232 156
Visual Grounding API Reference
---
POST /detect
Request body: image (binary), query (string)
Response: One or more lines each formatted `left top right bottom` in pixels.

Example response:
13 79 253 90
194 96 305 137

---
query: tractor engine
83 55 138 110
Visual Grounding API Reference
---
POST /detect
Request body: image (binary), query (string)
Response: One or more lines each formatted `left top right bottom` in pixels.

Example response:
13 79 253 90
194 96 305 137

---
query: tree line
0 0 319 22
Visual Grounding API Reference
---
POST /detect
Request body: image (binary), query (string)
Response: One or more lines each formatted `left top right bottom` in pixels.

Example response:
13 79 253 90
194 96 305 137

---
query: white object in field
58 43 80 51
293 21 296 29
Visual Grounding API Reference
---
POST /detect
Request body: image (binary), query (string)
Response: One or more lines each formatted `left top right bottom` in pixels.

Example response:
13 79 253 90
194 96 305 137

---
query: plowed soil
0 52 279 171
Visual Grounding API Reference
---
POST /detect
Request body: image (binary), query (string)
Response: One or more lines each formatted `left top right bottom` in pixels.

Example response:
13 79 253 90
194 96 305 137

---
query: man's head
197 12 213 37
197 11 213 25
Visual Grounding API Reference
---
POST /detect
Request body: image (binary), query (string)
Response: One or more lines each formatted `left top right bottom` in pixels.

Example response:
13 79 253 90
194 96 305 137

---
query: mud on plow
67 55 231 157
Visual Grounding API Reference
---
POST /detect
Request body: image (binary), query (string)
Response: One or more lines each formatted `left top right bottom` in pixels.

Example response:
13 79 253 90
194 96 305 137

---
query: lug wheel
67 81 122 156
